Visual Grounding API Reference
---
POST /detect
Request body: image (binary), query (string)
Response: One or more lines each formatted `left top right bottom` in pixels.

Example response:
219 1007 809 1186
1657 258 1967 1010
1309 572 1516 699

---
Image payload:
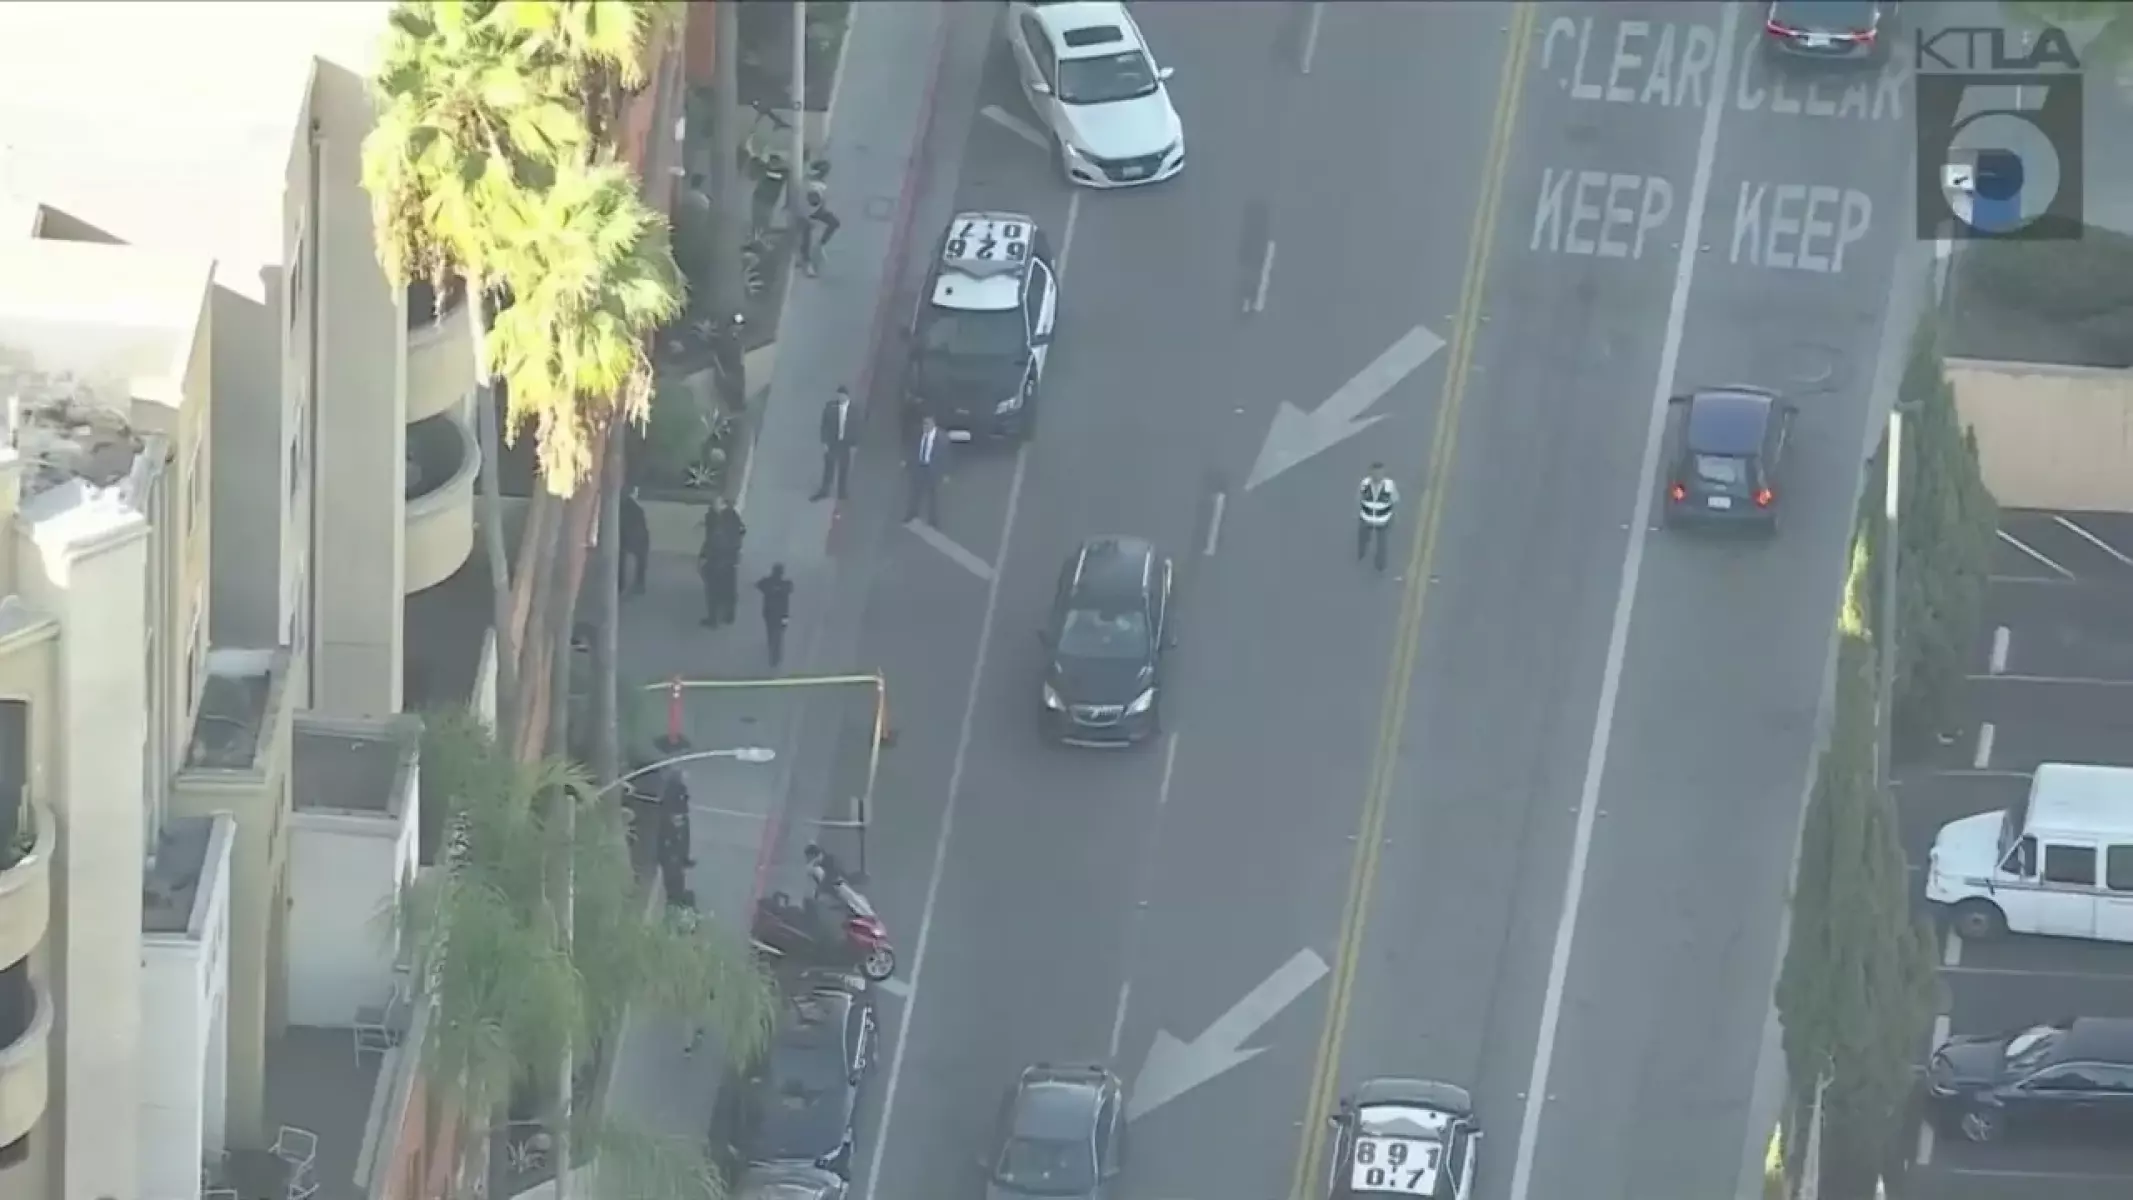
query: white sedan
1006 0 1184 188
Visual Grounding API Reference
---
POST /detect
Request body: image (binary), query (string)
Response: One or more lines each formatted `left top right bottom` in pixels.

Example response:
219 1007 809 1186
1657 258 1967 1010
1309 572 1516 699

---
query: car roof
1031 2 1146 59
1354 1077 1473 1116
1013 1068 1105 1137
1068 536 1156 601
2062 1017 2133 1061
1685 388 1775 456
2025 762 2133 838
932 211 1034 312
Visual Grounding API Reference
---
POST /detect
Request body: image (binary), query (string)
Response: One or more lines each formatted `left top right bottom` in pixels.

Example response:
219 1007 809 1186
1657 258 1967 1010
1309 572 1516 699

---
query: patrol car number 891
945 220 1027 264
1351 1138 1438 1195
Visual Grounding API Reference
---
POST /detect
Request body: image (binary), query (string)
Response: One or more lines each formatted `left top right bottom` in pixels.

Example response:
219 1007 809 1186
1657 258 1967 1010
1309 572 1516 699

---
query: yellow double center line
1284 7 1537 1199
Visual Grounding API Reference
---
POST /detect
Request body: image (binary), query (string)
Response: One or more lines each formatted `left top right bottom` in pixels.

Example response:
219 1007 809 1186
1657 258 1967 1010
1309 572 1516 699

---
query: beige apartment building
0 3 488 1199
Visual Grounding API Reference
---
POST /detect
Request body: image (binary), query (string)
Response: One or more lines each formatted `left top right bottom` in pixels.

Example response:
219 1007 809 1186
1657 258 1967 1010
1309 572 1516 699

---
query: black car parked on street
740 972 879 1178
1927 1016 2133 1143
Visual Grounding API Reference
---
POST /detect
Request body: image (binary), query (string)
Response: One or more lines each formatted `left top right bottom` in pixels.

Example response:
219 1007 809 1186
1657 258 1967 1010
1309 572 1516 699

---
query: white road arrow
1127 948 1330 1122
1245 324 1447 491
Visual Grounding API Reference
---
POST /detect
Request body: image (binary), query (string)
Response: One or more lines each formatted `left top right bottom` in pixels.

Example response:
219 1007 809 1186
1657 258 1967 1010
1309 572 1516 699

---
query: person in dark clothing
699 497 746 627
710 313 747 411
757 563 794 669
797 180 841 278
656 796 693 914
750 154 788 239
905 415 946 525
659 769 695 868
619 486 650 595
811 385 856 502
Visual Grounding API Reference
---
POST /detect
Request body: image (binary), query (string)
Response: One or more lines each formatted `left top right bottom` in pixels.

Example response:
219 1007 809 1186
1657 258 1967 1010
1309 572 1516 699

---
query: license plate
1119 165 1147 179
947 429 973 443
1801 33 1832 47
1707 496 1733 510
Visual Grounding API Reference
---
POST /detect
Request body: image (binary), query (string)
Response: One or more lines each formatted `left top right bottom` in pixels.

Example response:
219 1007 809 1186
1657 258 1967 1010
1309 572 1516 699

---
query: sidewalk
594 0 955 1182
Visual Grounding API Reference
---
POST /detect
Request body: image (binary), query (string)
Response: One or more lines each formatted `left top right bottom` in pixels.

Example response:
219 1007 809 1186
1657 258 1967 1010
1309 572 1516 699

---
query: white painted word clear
1531 169 1675 260
1538 15 1905 121
1728 183 1873 274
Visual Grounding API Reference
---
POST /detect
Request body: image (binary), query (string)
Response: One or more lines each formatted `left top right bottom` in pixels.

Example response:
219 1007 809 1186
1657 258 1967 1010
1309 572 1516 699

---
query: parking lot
1896 510 2133 1199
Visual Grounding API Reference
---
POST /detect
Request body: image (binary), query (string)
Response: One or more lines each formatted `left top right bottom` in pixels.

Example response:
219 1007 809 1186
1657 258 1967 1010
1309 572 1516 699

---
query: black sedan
983 1064 1126 1200
1662 385 1796 534
1038 536 1173 746
1927 1016 2133 1142
742 973 879 1178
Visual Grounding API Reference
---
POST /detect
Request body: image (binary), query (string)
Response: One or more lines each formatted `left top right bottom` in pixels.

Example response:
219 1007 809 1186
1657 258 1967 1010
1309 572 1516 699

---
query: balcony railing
406 279 474 426
0 975 50 1148
404 414 479 594
0 804 53 971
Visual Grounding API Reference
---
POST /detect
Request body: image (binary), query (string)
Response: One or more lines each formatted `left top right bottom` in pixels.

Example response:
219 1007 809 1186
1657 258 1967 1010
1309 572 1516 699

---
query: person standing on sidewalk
1357 462 1399 573
798 179 841 278
619 485 650 596
811 385 856 502
699 497 746 627
757 563 795 669
750 153 788 239
905 415 946 526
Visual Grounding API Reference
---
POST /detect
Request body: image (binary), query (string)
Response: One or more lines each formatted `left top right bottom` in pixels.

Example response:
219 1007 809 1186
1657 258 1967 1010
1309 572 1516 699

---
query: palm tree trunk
547 511 580 1200
590 421 624 785
547 487 581 759
467 286 520 736
512 493 564 760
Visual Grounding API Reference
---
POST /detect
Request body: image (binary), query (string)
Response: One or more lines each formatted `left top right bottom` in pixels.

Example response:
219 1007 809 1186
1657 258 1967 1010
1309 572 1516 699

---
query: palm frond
572 1117 725 1200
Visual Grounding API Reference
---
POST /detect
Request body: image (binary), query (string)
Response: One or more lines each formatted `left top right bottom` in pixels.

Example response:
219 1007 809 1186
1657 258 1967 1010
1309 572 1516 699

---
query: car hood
987 1181 1102 1200
1929 1035 2008 1089
1059 91 1179 160
1931 811 2005 876
750 1088 856 1162
1050 656 1152 706
914 352 1023 400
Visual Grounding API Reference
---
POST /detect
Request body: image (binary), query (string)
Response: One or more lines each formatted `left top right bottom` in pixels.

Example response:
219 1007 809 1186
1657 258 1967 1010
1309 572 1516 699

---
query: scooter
750 867 896 982
804 844 898 981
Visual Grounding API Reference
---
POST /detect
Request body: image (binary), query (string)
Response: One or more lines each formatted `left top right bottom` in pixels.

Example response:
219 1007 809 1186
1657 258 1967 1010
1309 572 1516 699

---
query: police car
906 211 1058 443
1324 1079 1481 1200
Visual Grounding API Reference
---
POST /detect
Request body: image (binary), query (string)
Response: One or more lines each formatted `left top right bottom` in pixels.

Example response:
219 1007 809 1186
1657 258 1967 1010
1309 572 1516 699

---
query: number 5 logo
1942 82 2062 235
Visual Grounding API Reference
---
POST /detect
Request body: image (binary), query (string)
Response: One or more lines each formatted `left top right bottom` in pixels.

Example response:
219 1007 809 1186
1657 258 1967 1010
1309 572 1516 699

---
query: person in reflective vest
1358 463 1398 572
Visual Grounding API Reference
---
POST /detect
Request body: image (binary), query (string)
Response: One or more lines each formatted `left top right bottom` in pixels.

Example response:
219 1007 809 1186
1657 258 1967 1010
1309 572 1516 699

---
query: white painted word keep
1532 169 1676 260
1728 183 1872 274
1539 16 1717 109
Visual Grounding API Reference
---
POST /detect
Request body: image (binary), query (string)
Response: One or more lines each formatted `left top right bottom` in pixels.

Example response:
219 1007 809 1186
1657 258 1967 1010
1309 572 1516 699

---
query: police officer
618 485 649 596
757 562 795 669
698 497 746 627
811 385 856 502
1357 462 1398 572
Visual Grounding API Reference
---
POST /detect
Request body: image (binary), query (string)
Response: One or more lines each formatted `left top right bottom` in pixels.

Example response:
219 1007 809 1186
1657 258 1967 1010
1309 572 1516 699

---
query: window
2003 835 2037 879
187 436 207 543
1055 49 1159 105
1022 18 1057 85
289 230 306 331
2041 843 2098 886
288 392 307 498
184 601 204 722
1057 608 1149 660
2108 845 2133 892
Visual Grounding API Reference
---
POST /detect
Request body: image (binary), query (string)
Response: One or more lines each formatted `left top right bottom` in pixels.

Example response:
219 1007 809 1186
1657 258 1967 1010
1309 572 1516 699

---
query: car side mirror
1325 1113 1344 1129
1156 65 1175 80
1102 1160 1122 1181
1032 330 1052 348
1666 393 1689 406
1781 401 1800 415
1030 79 1052 96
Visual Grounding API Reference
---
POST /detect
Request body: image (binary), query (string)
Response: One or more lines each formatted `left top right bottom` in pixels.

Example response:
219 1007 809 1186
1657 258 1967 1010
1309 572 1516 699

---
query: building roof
0 1 392 299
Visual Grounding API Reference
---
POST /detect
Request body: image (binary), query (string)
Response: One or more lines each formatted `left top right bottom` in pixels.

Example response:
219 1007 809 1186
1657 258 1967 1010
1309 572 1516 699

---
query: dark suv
1663 386 1796 534
1928 1017 2133 1143
1039 537 1172 746
984 1064 1127 1200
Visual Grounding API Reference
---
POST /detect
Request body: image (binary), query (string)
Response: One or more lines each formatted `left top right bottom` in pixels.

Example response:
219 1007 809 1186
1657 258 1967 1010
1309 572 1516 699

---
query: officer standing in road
699 497 746 627
905 415 946 526
757 563 795 669
619 485 650 596
1357 462 1398 572
811 385 856 502
655 769 694 911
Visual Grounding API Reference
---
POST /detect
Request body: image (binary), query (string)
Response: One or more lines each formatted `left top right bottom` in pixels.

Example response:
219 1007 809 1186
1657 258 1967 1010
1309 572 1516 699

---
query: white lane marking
1157 729 1180 815
906 520 994 580
979 104 1050 151
1997 529 2076 579
1989 625 2010 675
1988 573 2074 587
1300 1 1325 74
863 182 1083 1200
1965 673 2133 687
1940 1167 2133 1181
1250 239 1277 313
1942 928 1964 968
1971 723 1994 770
1204 492 1227 558
1941 963 2133 981
2054 513 2133 565
862 449 1027 1200
1506 7 1740 1200
1109 980 1133 1061
1890 769 2032 783
1916 1013 1952 1166
873 976 912 999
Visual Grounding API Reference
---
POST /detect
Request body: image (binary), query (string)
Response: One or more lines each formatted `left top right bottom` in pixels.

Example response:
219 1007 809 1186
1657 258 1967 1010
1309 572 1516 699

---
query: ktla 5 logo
1913 25 2085 241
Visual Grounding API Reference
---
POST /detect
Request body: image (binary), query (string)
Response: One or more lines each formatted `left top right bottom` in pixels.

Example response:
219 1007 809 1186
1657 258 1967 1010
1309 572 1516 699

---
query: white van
1925 762 2133 942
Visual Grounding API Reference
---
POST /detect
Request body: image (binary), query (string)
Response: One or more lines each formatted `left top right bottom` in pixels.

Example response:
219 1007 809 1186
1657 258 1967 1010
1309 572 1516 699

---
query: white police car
905 211 1058 443
1324 1079 1481 1200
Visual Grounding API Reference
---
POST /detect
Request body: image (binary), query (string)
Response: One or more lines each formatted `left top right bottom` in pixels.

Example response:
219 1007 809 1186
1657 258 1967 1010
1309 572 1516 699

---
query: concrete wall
311 56 406 718
138 814 233 1200
286 809 410 1027
15 503 150 1200
1950 358 2133 512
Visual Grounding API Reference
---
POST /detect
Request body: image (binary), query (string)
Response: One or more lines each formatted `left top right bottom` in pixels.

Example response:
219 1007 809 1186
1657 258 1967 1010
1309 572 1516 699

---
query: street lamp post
1876 405 1904 789
594 744 779 800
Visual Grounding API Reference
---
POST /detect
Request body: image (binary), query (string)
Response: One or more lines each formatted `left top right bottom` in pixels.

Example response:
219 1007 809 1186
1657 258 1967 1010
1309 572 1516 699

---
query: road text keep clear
1530 172 1872 274
1536 15 1906 121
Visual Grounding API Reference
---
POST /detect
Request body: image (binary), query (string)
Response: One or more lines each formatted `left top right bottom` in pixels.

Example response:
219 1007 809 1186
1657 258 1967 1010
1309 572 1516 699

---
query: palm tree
404 711 777 1200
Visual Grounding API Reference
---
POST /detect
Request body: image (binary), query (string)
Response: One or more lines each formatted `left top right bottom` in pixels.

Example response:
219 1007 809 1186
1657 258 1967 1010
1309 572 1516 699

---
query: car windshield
1056 50 1159 105
993 1137 1096 1195
1694 454 1746 485
919 306 1025 360
1772 0 1879 29
2006 1024 2064 1072
1058 608 1149 660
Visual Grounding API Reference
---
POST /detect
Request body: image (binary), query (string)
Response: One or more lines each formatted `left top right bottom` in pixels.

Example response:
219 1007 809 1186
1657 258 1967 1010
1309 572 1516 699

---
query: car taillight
1852 26 1876 43
1669 483 1687 502
1755 488 1774 507
1766 19 1796 36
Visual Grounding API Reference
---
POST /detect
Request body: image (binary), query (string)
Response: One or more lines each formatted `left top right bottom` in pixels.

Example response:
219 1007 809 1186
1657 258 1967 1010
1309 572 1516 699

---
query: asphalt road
839 5 1918 1200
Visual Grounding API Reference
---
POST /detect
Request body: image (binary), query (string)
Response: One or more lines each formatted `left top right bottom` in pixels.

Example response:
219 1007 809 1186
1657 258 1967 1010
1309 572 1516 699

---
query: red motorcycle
750 850 896 981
